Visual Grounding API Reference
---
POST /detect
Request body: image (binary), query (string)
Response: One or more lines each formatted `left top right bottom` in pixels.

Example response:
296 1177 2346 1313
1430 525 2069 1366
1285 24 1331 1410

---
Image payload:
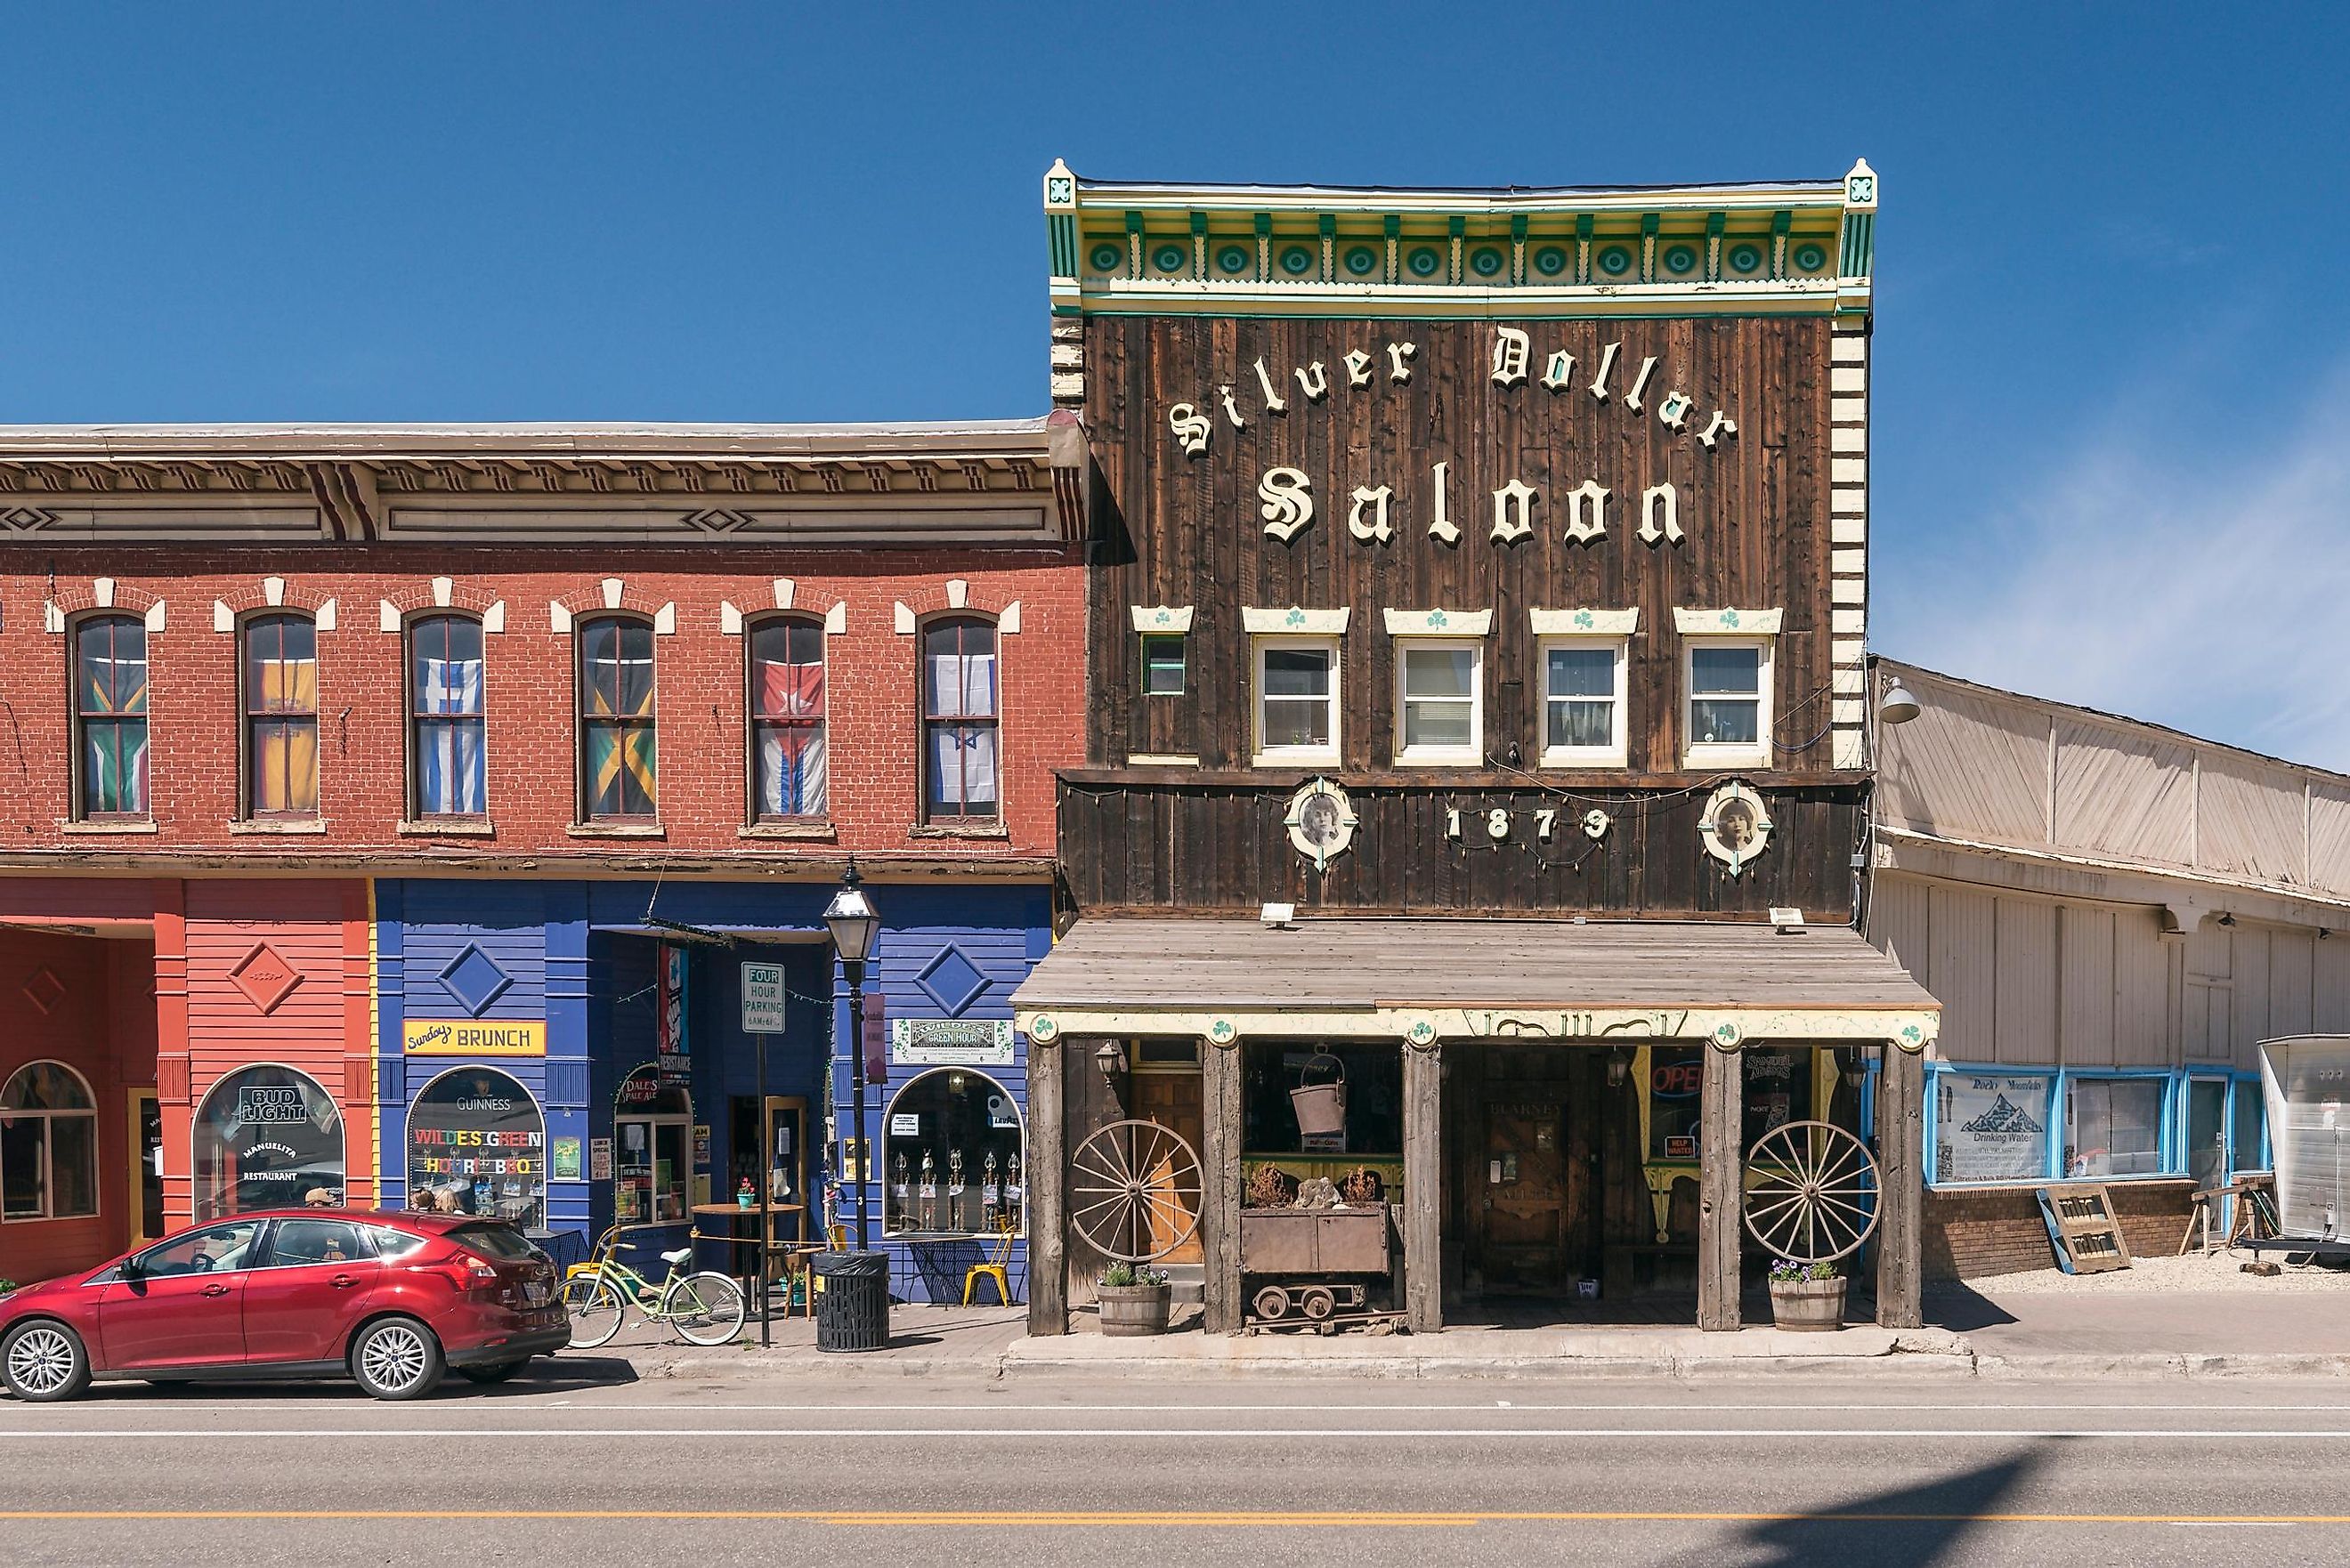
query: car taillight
417 1250 501 1291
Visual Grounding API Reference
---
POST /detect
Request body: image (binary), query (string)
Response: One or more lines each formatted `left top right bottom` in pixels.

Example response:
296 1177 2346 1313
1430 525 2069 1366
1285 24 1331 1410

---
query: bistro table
688 1202 806 1313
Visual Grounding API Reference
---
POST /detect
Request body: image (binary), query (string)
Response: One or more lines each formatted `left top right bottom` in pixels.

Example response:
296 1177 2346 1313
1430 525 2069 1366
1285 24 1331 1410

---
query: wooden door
1480 1098 1568 1289
1130 1071 1205 1265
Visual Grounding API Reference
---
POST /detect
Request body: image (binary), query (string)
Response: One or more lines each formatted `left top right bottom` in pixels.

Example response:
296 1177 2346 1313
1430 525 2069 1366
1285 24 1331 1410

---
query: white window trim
1392 637 1484 767
1252 634 1341 767
1536 634 1629 768
1681 634 1773 770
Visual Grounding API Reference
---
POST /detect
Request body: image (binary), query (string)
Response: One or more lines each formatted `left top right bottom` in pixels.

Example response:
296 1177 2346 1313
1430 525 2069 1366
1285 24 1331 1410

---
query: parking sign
741 961 787 1034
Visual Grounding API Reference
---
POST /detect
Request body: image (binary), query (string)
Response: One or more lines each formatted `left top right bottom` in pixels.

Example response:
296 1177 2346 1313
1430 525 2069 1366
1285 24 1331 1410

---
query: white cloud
1881 365 2350 772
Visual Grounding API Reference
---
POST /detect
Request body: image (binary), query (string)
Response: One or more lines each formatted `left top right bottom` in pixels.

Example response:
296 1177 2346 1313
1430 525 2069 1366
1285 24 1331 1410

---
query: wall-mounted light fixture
1607 1048 1631 1088
1878 674 1921 725
2217 912 2236 927
1095 1040 1125 1081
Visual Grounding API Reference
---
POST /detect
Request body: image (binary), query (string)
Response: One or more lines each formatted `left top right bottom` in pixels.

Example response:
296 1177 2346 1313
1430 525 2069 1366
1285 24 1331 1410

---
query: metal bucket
1290 1053 1348 1138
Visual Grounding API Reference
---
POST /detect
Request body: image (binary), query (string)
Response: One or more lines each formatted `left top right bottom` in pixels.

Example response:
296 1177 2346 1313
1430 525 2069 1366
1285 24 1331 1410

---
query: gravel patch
1969 1250 2350 1296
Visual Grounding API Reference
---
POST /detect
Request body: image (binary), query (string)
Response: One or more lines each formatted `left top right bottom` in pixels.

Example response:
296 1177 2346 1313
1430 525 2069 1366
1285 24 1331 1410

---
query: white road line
29 1401 2350 1415
3 1427 2350 1441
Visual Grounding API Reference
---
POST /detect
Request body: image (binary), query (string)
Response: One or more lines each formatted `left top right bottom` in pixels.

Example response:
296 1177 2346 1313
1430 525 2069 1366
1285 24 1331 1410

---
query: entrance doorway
128 1089 163 1248
1129 1042 1204 1265
1461 1047 1602 1297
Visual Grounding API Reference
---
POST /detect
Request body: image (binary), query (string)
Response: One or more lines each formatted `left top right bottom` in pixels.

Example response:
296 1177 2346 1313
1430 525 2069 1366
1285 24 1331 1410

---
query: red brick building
0 420 1087 1291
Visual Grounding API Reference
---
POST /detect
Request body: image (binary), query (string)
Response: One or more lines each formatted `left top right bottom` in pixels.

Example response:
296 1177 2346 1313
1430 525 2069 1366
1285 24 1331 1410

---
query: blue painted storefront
375 877 1046 1304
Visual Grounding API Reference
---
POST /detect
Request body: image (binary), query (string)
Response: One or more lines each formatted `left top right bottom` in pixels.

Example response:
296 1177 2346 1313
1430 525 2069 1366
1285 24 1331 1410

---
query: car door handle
199 1283 231 1297
329 1274 360 1289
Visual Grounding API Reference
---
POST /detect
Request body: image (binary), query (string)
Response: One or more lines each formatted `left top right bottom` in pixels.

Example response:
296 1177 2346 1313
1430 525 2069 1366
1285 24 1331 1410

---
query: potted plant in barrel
1098 1260 1172 1336
1767 1257 1844 1330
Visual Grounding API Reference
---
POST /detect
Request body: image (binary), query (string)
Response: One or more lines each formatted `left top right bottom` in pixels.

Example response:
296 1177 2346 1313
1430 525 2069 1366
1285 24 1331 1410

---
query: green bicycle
559 1225 747 1349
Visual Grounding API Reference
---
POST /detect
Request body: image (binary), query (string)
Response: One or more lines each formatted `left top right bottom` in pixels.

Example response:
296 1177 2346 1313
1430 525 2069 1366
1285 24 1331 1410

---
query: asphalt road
6 1364 2350 1565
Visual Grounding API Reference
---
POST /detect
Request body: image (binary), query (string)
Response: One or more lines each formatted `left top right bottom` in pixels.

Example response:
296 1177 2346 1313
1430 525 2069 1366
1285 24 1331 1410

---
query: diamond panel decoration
914 944 988 1018
20 966 67 1016
437 943 515 1018
227 943 304 1014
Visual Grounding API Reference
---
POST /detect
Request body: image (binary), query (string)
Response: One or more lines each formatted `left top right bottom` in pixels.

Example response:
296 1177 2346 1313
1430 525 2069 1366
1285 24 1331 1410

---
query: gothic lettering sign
1159 326 1740 554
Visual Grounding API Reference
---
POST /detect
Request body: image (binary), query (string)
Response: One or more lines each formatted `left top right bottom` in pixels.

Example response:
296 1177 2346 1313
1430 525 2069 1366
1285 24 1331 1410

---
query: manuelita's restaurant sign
403 1019 547 1057
1163 327 1746 552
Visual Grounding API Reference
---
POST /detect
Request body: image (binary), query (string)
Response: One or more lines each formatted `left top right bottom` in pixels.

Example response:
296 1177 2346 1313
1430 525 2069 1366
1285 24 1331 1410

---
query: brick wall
1 546 1083 865
1924 1178 2194 1280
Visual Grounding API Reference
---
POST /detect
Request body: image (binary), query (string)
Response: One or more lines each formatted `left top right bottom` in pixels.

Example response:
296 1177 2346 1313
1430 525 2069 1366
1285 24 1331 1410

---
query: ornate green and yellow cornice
1044 158 1876 321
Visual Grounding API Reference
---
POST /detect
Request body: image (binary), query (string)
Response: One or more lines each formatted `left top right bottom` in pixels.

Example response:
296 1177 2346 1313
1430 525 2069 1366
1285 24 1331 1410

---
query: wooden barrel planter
1767 1276 1847 1331
1098 1281 1173 1336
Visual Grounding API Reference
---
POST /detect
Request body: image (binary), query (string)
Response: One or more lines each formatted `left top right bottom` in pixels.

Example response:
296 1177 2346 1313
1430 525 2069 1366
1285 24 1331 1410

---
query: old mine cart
1241 1204 1400 1331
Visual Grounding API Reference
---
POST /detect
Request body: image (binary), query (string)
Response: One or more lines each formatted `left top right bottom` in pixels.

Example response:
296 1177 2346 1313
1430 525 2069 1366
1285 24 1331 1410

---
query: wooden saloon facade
1013 162 1941 1335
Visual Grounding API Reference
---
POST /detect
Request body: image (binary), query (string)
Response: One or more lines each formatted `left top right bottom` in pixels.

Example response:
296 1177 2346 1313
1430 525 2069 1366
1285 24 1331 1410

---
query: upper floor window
0 1061 99 1223
1139 633 1187 697
1541 638 1628 767
922 617 999 822
1253 636 1340 765
1395 640 1482 765
751 618 826 820
242 613 318 818
72 614 149 819
409 615 485 819
1684 640 1772 769
579 617 656 820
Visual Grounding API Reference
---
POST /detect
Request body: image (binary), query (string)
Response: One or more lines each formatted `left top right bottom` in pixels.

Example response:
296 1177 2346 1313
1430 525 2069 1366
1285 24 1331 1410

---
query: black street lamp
823 860 882 1252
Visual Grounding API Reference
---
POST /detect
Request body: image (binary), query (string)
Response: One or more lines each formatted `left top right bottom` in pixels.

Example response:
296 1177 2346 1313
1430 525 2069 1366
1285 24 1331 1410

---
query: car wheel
3 1321 92 1402
457 1359 526 1386
349 1317 444 1401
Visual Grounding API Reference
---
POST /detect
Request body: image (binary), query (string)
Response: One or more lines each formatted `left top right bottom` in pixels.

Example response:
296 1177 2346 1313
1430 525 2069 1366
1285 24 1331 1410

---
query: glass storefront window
614 1063 690 1224
2232 1079 2266 1172
0 1061 100 1222
882 1069 1025 1237
1935 1072 2052 1183
1648 1047 1704 1160
408 1066 547 1228
2066 1077 2166 1177
1241 1043 1403 1157
193 1065 344 1220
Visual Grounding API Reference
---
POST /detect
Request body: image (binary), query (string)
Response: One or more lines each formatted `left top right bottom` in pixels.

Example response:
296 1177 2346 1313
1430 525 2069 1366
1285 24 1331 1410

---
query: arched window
191 1064 344 1221
750 617 826 820
409 614 486 818
407 1065 545 1226
0 1061 99 1222
922 617 999 823
880 1067 1024 1237
72 614 150 820
242 612 319 818
579 617 656 820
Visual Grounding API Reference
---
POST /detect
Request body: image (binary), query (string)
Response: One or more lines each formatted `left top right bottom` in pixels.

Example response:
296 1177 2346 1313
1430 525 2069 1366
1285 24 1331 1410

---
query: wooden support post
1698 1042 1744 1331
1876 1042 1925 1330
1200 1035 1244 1334
1404 1039 1444 1334
1025 1038 1066 1337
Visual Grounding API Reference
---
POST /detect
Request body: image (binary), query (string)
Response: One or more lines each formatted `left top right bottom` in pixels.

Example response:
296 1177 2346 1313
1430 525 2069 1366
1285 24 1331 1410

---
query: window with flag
579 617 656 820
243 612 319 818
750 617 826 820
923 617 999 822
409 614 486 818
73 615 150 819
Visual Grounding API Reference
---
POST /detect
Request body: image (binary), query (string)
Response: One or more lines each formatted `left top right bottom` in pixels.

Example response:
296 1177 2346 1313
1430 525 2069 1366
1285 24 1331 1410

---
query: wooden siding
1070 313 1855 917
1878 871 2350 1073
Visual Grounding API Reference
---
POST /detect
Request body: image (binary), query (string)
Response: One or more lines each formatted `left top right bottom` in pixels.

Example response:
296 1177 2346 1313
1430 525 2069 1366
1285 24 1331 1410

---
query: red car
0 1208 568 1402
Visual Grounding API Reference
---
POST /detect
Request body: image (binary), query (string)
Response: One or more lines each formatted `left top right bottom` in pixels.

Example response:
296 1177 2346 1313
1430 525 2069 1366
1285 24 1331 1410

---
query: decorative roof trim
1243 606 1351 635
1130 605 1195 634
1673 607 1783 636
1529 608 1640 636
1382 608 1492 637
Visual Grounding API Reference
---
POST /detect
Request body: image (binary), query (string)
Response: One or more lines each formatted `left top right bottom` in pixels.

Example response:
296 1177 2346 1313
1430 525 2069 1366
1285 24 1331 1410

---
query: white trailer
2257 1034 2350 1259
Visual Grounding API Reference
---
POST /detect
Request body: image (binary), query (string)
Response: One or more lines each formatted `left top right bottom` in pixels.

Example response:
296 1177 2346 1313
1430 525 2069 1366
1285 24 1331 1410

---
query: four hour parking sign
741 961 786 1034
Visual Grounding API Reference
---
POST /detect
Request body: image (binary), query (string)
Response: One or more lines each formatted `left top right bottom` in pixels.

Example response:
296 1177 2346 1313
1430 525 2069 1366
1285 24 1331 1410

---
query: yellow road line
0 1510 2346 1526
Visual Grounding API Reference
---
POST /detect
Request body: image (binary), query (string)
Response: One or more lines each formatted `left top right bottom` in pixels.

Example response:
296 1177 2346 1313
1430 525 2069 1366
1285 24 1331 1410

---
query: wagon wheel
1743 1119 1881 1264
1068 1119 1203 1263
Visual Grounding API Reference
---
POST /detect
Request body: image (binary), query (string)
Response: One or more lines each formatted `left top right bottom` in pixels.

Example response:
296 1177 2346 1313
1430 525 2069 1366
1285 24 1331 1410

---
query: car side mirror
119 1255 144 1282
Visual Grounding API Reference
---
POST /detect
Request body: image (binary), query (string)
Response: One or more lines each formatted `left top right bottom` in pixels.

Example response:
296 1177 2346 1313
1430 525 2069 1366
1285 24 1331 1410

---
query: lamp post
823 861 882 1253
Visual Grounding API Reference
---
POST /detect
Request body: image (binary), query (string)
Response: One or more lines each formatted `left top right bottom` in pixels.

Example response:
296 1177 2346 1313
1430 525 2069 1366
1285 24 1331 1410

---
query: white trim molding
1673 606 1784 636
1243 605 1351 635
1529 607 1639 637
1130 604 1196 634
381 598 506 634
1382 607 1493 637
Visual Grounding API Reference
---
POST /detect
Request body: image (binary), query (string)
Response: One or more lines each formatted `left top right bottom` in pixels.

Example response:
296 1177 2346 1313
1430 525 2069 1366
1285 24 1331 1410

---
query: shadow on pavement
69 1353 636 1402
1920 1280 2022 1332
1701 1447 2045 1568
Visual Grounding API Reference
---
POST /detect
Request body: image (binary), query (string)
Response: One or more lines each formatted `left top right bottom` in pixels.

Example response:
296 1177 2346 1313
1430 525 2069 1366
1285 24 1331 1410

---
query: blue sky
5 4 2348 764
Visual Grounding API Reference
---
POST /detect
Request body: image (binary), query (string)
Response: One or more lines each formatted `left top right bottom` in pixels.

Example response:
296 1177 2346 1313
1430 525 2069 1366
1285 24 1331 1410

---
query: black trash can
813 1249 890 1353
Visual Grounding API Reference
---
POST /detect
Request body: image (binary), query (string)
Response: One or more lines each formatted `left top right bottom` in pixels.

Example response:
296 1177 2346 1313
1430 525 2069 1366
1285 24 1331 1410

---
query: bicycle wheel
662 1272 747 1346
561 1273 626 1350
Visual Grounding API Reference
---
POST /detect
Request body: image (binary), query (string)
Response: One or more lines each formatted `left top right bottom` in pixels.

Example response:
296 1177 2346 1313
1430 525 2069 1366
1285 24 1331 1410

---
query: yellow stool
962 1220 1017 1306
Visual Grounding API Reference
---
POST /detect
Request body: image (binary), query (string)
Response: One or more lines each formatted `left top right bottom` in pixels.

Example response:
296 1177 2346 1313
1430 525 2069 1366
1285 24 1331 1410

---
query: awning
1012 917 1940 1052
